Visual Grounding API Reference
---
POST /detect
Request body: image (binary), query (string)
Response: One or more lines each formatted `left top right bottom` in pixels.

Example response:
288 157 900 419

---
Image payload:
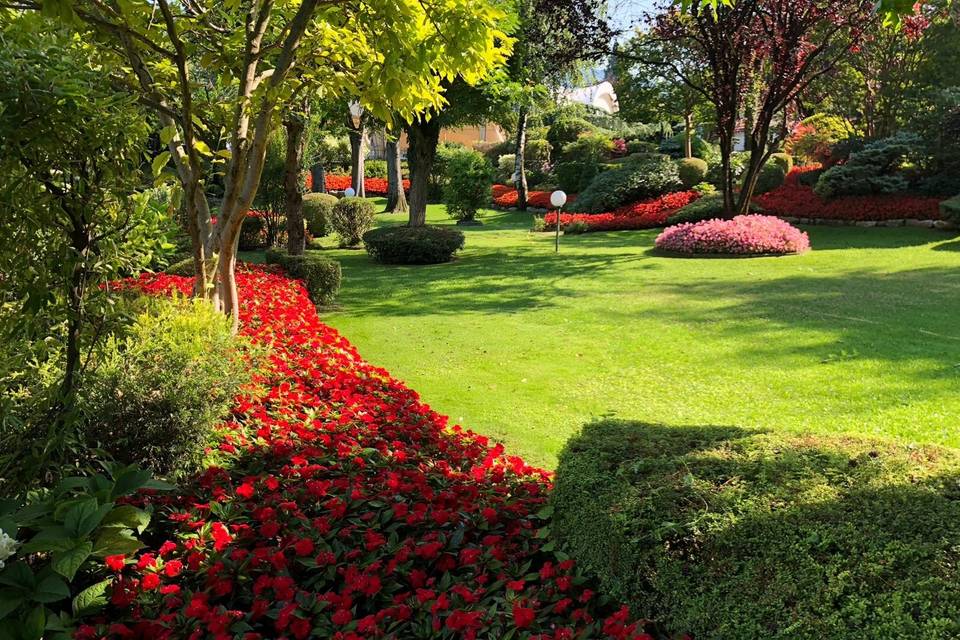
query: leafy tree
23 0 512 328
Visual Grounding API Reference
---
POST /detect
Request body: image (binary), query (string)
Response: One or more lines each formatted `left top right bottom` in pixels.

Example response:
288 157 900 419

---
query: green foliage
442 149 493 221
785 114 856 165
749 161 787 195
164 258 195 276
940 194 960 223
554 160 600 194
496 154 516 184
798 167 825 187
769 152 793 175
547 116 595 154
239 214 267 250
659 132 719 164
626 140 658 154
553 420 960 639
524 138 552 169
0 463 171 639
560 134 614 164
364 159 388 178
814 133 923 199
677 157 708 188
666 194 761 225
330 197 376 247
302 193 337 237
692 181 717 196
572 155 683 213
362 226 466 264
313 135 351 173
265 250 342 305
80 299 247 479
428 142 467 201
706 151 750 186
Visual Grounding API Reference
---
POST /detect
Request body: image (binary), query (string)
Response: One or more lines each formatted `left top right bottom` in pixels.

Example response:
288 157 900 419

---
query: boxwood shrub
303 192 337 237
265 249 342 305
330 196 375 247
362 225 465 264
677 157 708 188
572 154 682 213
552 420 960 640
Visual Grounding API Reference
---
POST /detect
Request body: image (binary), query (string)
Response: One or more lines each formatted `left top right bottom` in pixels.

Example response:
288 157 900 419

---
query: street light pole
551 190 567 253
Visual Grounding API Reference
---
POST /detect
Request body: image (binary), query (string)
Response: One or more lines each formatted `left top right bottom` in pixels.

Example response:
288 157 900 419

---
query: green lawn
293 199 960 469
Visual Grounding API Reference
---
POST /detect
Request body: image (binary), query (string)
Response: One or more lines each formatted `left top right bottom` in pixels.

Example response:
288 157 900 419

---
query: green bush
769 152 793 175
364 159 388 178
443 148 493 222
940 194 960 223
428 142 465 201
749 161 787 194
362 226 465 264
165 257 195 276
706 150 750 186
547 116 595 154
677 157 708 189
303 192 337 237
626 140 658 154
659 132 719 164
560 134 613 163
330 196 375 247
265 249 342 305
80 298 248 479
572 155 682 213
665 194 762 225
238 213 267 250
524 138 552 168
552 420 960 640
555 160 600 194
814 132 922 199
798 167 824 187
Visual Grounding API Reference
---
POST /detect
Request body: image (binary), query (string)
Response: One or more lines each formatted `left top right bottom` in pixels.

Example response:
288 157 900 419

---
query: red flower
512 604 536 629
141 573 161 591
105 555 126 572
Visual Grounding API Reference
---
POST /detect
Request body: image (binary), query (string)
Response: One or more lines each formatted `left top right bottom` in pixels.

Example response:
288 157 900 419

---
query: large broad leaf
110 467 153 499
51 540 93 581
72 579 111 616
0 561 35 591
100 505 150 534
63 500 112 538
20 527 72 554
92 529 142 557
0 589 24 621
21 605 45 640
32 575 70 604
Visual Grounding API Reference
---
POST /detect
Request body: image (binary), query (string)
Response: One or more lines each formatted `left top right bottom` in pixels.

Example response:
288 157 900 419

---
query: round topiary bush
303 192 337 237
552 420 960 640
655 214 809 256
677 157 709 188
362 225 465 264
748 161 788 195
330 196 375 247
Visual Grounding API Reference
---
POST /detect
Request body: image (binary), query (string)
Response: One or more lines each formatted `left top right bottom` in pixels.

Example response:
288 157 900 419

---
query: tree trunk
60 218 91 404
406 116 441 227
717 126 736 216
347 116 366 198
683 112 693 159
284 113 307 255
311 164 326 194
514 108 529 210
385 140 408 214
735 119 772 215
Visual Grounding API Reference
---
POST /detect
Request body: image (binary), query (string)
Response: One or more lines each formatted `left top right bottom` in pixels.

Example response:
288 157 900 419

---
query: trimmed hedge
303 192 337 237
572 155 682 213
265 248 341 305
362 225 465 264
552 420 960 639
677 157 708 189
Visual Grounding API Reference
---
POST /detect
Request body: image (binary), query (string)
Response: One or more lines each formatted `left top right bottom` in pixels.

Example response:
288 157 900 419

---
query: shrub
749 161 787 195
264 249 342 305
659 132 719 164
524 138 552 169
798 167 824 187
769 152 793 174
561 134 613 163
814 133 923 199
940 194 960 223
665 194 763 225
555 160 599 194
547 115 595 154
626 139 658 154
80 298 248 479
363 226 465 264
238 212 267 250
442 148 493 222
692 181 716 195
553 420 960 639
428 141 465 201
784 113 856 165
677 157 708 188
655 214 810 255
364 159 388 178
302 192 337 237
165 257 194 276
330 196 375 247
496 154 516 183
706 150 750 186
572 154 682 213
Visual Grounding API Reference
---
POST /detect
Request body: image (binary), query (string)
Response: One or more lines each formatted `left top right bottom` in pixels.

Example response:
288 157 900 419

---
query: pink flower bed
655 215 811 256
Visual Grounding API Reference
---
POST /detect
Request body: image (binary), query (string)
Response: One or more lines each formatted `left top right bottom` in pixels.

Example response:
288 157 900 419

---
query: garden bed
77 266 657 640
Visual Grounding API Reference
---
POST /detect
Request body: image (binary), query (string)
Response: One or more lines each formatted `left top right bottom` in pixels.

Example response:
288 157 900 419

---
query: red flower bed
655 214 810 256
756 168 942 221
77 266 659 640
492 186 573 209
543 192 700 233
324 175 410 196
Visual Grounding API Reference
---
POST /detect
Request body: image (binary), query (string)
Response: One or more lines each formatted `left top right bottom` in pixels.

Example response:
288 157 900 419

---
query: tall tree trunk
284 112 308 255
406 116 441 227
717 125 736 216
385 139 408 214
736 119 772 215
514 108 529 210
683 111 693 159
347 115 366 198
60 217 91 404
311 164 326 194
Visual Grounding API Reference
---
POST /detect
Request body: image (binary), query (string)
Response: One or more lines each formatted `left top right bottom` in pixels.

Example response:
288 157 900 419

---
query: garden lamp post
551 190 567 253
344 187 356 198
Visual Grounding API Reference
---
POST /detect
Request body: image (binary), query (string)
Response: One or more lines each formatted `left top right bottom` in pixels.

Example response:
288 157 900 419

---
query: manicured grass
294 199 960 469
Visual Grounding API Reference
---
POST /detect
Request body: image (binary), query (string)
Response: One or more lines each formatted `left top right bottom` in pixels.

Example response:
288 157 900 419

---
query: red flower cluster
491 186 572 209
78 267 658 640
324 175 410 196
543 192 700 233
756 169 943 221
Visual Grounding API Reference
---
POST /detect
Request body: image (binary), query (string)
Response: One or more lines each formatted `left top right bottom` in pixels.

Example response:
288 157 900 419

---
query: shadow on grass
552 419 960 639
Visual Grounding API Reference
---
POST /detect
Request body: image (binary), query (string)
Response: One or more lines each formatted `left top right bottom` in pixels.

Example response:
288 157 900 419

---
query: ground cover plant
654 215 810 256
66 266 660 640
544 192 699 233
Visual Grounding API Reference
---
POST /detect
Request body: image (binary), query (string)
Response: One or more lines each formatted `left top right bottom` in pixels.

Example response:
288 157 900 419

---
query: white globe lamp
550 190 567 252
344 187 356 198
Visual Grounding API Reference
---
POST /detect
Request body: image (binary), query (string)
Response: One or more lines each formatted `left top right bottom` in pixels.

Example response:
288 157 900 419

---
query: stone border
779 216 955 230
